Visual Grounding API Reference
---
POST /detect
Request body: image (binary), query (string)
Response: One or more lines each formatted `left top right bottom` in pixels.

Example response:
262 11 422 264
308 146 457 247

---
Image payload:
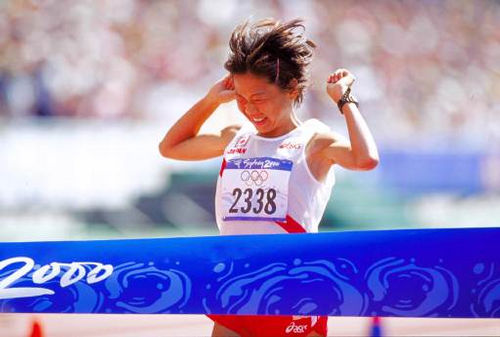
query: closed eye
236 95 247 104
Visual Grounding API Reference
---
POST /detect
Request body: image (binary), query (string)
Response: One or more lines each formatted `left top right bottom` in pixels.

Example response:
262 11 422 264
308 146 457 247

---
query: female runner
159 18 379 337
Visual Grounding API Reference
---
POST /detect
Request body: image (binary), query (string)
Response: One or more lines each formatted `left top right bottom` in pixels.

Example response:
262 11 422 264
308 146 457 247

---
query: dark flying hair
224 18 316 105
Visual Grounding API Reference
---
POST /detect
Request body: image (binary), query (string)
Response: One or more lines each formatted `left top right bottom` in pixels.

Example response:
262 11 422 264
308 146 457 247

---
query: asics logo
240 170 268 186
285 321 308 334
279 142 301 150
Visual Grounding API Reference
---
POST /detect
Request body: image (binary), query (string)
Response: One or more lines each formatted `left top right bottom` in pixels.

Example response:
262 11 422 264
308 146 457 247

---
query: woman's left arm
318 68 379 171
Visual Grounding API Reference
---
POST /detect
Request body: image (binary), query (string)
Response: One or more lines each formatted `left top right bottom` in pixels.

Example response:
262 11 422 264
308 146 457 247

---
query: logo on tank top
285 321 309 334
279 142 302 150
240 169 268 186
227 135 250 155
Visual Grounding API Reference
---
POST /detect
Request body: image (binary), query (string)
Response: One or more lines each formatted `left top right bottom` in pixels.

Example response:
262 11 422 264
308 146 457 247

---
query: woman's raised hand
206 75 236 105
326 68 356 103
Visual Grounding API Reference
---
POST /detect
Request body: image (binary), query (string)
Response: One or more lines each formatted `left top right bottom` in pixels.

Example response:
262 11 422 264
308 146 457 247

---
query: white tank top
215 119 336 235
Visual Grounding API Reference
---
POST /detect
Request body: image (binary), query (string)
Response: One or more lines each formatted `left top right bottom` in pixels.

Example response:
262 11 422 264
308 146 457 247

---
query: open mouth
250 116 267 126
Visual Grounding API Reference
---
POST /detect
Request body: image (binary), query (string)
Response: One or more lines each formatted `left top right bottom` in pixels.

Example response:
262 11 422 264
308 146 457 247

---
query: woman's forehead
233 73 276 96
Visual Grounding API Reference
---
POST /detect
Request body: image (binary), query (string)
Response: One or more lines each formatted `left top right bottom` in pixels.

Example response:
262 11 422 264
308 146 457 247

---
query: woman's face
233 72 295 137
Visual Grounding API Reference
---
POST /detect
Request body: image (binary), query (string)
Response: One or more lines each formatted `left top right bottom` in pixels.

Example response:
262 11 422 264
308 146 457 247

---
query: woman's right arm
159 76 239 161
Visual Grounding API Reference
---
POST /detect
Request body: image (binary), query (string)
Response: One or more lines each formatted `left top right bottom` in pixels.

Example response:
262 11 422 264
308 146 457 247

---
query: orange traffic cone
29 318 43 337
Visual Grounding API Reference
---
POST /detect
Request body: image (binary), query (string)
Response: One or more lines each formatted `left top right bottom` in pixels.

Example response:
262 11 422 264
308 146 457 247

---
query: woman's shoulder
303 119 346 152
220 122 256 148
302 118 331 133
302 119 334 143
219 124 241 148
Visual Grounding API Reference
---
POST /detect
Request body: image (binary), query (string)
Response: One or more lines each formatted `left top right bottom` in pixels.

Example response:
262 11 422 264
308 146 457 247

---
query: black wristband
337 87 359 114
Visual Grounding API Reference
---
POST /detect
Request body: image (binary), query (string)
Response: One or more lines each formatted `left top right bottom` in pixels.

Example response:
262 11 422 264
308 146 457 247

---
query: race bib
221 157 293 222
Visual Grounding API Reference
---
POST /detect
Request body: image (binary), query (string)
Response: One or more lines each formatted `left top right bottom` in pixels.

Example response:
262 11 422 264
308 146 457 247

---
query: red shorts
208 315 328 337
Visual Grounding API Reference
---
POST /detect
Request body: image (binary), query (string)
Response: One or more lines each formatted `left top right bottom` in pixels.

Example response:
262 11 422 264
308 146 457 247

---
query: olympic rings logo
240 170 269 186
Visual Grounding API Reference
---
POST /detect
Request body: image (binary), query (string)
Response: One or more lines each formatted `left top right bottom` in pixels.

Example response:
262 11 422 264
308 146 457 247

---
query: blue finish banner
0 228 499 317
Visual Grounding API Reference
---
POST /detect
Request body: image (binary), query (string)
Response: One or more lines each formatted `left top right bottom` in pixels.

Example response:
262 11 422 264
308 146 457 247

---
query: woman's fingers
327 69 355 86
223 76 234 90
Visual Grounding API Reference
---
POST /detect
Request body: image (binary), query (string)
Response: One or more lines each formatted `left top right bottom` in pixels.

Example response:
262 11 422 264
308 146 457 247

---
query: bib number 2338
221 157 293 222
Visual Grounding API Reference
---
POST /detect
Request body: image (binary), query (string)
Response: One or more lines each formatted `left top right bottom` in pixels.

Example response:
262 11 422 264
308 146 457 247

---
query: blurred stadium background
0 0 499 336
